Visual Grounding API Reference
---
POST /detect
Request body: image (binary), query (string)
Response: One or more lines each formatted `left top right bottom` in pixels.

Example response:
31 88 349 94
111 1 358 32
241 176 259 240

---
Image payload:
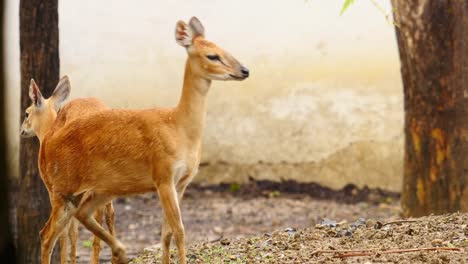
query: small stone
374 221 383 229
351 218 367 228
229 255 237 260
285 227 297 236
384 230 393 238
337 220 348 226
291 242 300 250
337 229 353 237
220 238 230 245
431 239 443 246
213 226 223 235
319 218 337 228
366 219 377 228
405 228 415 236
374 232 385 239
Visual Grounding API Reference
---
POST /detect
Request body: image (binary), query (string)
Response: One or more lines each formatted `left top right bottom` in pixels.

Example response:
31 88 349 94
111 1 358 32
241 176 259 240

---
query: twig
336 252 372 257
336 247 463 258
312 247 463 258
209 236 222 243
382 219 418 226
311 249 375 255
369 0 399 27
368 231 377 239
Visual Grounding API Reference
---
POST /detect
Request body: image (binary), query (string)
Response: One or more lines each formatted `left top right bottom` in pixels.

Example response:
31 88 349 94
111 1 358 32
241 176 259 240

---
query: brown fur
53 98 107 129
38 17 248 264
53 98 116 264
21 81 116 264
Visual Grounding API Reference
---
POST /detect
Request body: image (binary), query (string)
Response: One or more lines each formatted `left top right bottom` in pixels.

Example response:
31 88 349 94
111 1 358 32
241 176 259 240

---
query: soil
131 212 467 264
73 182 401 263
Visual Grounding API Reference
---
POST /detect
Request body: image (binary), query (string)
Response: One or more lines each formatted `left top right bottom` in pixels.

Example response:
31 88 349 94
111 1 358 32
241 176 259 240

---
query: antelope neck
174 60 211 139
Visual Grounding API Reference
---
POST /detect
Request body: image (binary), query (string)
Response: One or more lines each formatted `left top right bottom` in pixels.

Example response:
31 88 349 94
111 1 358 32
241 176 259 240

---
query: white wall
5 0 404 191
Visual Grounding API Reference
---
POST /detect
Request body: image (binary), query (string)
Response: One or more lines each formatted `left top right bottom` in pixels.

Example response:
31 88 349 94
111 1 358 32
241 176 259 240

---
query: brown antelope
37 17 248 264
20 76 116 264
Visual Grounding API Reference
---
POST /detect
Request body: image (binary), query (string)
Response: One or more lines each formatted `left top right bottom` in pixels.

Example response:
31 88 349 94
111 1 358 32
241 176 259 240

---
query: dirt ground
73 182 402 263
131 212 467 264
10 182 467 263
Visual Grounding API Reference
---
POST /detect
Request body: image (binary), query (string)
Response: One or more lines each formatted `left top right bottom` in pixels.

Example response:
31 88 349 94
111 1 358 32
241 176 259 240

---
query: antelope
37 17 249 264
20 76 116 264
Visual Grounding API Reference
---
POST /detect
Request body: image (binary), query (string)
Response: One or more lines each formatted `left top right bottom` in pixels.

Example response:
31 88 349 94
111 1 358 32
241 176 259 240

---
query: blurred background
5 0 403 191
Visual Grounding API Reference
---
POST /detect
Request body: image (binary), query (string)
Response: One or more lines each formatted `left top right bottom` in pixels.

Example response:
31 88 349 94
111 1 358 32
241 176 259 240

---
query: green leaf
446 242 455 248
229 183 241 192
340 0 356 15
268 191 281 198
82 240 93 248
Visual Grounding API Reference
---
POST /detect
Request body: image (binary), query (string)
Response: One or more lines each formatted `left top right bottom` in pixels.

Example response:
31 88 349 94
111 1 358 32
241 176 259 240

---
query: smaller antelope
20 76 115 264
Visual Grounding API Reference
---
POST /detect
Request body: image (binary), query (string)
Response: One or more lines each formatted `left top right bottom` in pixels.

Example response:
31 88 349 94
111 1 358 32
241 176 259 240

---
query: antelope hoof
112 248 128 264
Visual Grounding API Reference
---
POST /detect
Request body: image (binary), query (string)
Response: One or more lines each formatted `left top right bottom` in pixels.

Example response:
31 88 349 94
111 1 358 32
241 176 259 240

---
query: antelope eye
206 55 220 61
25 112 29 118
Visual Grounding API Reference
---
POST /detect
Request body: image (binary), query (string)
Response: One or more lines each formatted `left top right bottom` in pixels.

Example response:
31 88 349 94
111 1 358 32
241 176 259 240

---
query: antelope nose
241 67 249 78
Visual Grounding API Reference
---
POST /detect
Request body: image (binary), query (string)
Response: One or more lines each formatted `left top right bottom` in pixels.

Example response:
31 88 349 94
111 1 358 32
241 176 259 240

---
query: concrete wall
5 0 404 191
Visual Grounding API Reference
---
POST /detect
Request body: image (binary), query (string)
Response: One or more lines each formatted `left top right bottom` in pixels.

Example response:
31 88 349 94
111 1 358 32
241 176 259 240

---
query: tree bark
0 1 17 262
391 0 468 217
18 0 60 263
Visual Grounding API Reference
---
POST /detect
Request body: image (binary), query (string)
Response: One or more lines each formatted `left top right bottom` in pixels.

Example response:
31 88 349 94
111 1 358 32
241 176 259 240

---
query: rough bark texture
0 1 17 262
391 0 468 217
18 0 60 263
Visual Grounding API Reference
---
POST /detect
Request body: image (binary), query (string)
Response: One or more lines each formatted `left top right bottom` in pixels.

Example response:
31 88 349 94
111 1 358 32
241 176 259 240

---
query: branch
369 0 400 27
311 249 375 255
382 219 418 226
312 247 463 258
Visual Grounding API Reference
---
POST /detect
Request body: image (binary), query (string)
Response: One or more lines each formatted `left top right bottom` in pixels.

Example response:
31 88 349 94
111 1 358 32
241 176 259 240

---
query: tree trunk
18 0 60 263
0 1 17 262
391 0 468 217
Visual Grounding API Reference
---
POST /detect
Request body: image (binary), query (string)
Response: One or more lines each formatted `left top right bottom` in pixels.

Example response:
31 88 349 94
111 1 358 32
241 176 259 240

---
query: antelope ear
51 75 71 111
29 79 44 108
189 17 205 38
175 20 194 47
